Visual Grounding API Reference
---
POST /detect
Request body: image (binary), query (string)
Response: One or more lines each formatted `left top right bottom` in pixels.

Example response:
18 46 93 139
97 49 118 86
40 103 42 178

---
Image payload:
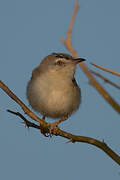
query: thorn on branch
66 138 76 144
7 109 54 137
7 109 41 130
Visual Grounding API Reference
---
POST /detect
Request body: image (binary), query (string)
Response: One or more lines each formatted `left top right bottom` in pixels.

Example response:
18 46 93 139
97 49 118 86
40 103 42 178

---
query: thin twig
90 70 120 90
7 109 50 136
60 0 79 57
7 109 40 129
90 62 120 76
60 0 120 114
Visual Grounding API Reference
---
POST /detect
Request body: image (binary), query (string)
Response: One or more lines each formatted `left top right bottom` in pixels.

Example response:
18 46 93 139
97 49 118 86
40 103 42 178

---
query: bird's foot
40 116 68 137
40 116 51 137
48 116 68 135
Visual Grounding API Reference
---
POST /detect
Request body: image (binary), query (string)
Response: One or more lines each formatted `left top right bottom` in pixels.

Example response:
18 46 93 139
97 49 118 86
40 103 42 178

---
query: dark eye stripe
52 53 63 58
55 55 64 58
56 55 70 60
52 53 72 60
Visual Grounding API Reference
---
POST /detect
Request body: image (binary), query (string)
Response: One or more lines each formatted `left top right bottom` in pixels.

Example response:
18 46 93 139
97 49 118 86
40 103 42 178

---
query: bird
26 53 85 126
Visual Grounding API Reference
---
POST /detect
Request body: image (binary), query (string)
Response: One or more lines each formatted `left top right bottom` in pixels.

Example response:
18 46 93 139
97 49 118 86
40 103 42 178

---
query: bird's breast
27 72 81 118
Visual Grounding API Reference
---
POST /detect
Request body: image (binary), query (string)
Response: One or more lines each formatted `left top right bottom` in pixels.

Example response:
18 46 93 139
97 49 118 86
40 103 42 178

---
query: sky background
0 0 120 179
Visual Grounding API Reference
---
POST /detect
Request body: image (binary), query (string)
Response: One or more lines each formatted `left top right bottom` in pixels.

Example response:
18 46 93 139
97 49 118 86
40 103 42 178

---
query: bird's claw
40 116 68 137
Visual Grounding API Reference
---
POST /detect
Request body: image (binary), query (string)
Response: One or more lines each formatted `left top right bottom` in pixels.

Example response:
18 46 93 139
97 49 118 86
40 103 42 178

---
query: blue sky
0 0 120 179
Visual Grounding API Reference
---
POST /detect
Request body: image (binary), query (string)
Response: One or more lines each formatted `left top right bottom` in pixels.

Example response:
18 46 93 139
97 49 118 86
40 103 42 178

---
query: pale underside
27 70 81 119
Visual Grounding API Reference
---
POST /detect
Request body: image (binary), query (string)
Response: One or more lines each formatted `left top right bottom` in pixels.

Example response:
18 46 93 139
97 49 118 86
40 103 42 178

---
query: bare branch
7 109 40 130
0 80 120 165
60 0 79 56
7 109 50 136
90 70 120 90
60 0 120 114
91 62 120 76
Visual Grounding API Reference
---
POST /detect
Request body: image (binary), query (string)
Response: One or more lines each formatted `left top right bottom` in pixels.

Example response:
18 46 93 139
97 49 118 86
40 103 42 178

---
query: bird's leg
40 116 68 136
48 116 68 134
50 116 68 126
39 115 51 137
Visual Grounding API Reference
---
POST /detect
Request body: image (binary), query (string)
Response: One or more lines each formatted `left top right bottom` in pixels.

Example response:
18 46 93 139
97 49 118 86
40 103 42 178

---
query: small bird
27 53 85 126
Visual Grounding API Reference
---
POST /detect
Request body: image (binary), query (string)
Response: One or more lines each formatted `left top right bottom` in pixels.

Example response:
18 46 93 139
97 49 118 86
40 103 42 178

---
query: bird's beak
70 58 86 64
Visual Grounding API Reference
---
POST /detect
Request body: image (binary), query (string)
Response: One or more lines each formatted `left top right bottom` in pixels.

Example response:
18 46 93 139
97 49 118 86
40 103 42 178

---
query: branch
7 109 40 130
90 70 120 90
0 80 120 165
60 0 120 114
90 62 120 76
60 0 79 56
7 109 50 136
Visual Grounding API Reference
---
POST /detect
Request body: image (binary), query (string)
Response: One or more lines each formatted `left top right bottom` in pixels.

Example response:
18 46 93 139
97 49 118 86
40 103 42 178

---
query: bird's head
39 53 86 78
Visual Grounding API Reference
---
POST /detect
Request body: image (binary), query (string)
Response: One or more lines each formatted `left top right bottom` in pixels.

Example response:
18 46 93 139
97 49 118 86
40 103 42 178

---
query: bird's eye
55 60 65 66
